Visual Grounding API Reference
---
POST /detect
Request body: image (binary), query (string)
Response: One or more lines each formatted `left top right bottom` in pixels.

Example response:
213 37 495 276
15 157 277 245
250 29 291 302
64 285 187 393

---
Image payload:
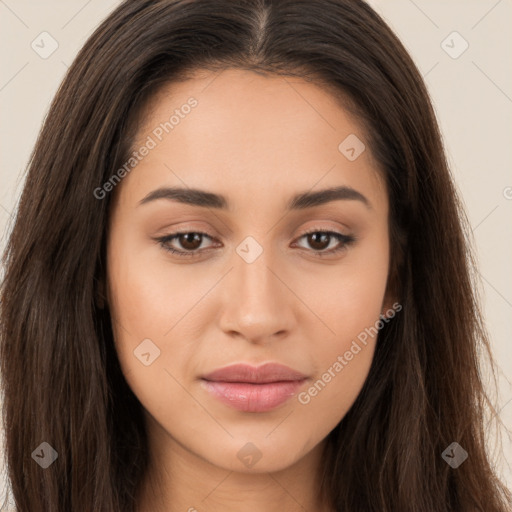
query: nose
217 242 296 345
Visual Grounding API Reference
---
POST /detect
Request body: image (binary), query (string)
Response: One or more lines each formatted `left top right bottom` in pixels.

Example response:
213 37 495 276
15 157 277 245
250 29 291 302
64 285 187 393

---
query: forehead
116 68 386 212
137 67 367 151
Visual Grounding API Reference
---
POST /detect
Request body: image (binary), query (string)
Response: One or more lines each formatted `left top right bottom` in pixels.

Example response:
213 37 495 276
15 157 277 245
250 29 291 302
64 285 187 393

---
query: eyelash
155 227 356 259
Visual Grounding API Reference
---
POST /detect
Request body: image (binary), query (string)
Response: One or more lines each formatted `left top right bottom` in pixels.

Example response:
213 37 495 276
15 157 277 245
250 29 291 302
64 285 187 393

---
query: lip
202 362 308 384
200 363 309 412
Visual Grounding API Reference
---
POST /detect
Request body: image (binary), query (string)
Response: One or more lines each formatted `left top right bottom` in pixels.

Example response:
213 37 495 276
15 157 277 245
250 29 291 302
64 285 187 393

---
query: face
106 68 393 476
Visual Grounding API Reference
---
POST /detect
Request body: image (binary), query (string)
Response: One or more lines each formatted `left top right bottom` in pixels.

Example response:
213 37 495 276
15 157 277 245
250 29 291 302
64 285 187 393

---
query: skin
105 68 394 512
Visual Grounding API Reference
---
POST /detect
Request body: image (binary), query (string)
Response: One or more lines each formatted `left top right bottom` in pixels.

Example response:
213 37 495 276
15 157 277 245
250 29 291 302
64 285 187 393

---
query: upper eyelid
158 227 352 252
162 226 350 241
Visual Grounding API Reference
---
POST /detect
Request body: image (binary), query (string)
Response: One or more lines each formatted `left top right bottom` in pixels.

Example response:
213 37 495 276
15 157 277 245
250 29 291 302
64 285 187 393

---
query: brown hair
1 0 510 510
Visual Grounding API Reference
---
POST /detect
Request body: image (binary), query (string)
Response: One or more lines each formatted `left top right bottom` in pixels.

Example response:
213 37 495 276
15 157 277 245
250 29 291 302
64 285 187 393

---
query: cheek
301 231 389 346
106 229 204 340
297 341 375 437
295 236 389 414
105 235 210 412
297 290 383 423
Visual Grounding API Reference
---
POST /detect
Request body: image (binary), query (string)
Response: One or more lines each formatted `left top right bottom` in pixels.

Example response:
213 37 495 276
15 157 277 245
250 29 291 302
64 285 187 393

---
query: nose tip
217 251 295 344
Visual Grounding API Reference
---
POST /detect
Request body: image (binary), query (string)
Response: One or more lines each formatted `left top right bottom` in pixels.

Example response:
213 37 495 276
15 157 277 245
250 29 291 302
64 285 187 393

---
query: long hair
1 1 510 510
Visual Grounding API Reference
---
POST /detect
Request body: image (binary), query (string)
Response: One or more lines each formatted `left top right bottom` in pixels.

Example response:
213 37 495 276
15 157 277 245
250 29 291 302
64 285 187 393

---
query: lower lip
200 379 307 412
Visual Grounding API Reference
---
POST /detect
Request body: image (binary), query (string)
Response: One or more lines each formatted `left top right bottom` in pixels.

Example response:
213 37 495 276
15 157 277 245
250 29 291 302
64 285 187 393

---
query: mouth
200 362 309 412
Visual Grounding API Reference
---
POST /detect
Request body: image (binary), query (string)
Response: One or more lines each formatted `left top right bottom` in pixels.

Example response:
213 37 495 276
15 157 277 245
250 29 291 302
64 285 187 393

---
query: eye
292 228 356 257
156 231 217 257
155 228 356 258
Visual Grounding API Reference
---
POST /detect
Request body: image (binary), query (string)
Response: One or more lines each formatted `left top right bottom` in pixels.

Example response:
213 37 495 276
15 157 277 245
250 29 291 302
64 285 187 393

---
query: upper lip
201 363 308 384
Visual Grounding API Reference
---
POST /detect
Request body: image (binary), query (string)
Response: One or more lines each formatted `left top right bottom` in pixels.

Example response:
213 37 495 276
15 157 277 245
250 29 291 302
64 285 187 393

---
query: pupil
309 233 329 250
180 233 201 250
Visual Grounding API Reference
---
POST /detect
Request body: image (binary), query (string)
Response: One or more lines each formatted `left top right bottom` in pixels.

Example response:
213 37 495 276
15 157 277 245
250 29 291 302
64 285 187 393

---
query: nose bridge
235 236 282 312
219 235 293 340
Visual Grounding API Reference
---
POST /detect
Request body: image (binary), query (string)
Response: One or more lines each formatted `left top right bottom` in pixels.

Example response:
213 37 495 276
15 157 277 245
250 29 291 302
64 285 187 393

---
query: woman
1 0 510 510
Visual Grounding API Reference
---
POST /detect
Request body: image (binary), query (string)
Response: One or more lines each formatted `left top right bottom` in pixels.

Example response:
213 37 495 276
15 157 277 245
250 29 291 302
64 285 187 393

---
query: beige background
0 0 511 508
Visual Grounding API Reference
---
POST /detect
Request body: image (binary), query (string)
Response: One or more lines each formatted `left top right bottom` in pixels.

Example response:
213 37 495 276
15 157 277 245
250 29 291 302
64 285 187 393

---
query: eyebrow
137 185 372 210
